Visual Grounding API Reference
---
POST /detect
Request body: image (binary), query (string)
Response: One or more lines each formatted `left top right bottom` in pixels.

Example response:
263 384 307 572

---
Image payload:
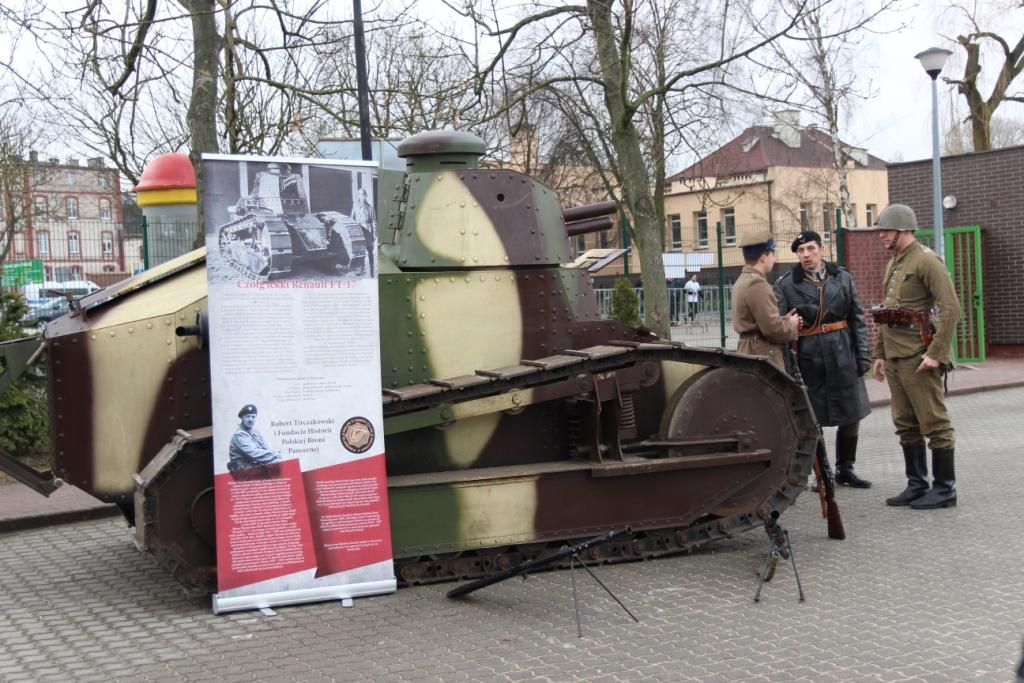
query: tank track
217 214 291 281
136 340 817 593
380 340 819 585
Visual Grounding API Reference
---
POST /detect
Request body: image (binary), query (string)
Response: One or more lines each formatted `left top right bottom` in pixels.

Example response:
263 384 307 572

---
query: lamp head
915 47 953 80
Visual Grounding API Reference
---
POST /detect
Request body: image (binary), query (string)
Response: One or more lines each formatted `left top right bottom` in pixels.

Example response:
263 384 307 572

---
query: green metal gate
916 225 985 363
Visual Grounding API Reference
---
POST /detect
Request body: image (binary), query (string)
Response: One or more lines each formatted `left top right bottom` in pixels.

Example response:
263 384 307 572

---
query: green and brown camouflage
1 130 819 594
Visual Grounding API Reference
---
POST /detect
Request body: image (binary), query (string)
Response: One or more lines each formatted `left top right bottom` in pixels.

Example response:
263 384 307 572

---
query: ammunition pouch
871 308 933 347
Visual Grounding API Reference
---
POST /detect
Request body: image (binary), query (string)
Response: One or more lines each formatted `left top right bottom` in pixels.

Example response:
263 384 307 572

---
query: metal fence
595 285 737 349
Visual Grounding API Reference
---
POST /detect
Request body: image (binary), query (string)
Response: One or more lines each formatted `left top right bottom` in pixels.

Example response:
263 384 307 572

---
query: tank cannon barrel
562 200 617 223
566 216 615 237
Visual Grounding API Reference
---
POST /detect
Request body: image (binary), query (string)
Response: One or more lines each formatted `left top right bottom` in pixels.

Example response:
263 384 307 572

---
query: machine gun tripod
447 528 639 637
754 511 805 603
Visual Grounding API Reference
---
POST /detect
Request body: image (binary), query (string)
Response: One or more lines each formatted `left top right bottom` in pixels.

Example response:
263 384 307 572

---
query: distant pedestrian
775 230 872 488
683 274 702 322
869 204 961 509
731 232 800 371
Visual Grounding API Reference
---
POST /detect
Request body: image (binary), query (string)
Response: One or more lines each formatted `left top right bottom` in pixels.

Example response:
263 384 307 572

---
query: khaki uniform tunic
874 241 961 449
732 265 797 371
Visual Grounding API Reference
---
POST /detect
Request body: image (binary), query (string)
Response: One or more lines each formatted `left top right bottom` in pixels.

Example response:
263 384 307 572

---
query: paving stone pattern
1 388 1022 682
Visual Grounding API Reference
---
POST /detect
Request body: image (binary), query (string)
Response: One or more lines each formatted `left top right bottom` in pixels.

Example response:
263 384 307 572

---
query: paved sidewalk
2 355 1023 532
1 387 1022 682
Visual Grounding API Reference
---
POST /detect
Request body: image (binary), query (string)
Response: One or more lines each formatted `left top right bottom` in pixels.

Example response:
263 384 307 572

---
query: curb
0 504 122 534
868 379 1024 408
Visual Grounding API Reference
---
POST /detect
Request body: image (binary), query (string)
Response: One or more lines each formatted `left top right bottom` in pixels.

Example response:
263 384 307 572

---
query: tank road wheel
659 367 799 517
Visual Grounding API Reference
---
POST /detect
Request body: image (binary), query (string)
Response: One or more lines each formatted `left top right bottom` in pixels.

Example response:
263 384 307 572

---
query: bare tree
761 0 896 230
0 105 48 265
447 0 815 338
943 0 1024 151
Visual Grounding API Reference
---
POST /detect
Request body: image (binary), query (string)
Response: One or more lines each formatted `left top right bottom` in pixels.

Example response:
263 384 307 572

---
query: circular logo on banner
340 417 375 454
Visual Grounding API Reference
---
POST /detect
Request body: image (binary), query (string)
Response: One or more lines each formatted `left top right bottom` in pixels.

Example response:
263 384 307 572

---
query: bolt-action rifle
784 347 846 541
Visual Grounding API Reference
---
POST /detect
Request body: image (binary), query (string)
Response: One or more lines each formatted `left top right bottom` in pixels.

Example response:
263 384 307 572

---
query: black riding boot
885 441 928 506
834 434 872 488
911 448 957 509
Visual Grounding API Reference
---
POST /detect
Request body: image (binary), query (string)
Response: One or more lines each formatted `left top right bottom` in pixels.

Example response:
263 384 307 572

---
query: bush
0 291 50 461
609 278 642 327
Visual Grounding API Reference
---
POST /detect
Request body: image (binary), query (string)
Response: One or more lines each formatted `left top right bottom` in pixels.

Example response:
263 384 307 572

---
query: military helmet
875 204 918 231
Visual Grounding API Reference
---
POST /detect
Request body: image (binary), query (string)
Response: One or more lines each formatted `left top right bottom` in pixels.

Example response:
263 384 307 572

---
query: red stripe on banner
302 454 393 577
215 458 317 591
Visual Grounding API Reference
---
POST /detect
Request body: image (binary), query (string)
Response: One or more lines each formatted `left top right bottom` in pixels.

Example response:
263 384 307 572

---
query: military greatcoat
774 262 870 427
731 265 797 371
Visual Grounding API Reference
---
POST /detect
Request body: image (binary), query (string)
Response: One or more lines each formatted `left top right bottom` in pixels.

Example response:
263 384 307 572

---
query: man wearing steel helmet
731 231 800 371
228 404 283 475
774 230 872 488
869 204 961 509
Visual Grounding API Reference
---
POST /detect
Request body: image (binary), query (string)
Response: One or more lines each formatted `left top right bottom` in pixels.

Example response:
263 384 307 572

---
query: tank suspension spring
617 394 637 435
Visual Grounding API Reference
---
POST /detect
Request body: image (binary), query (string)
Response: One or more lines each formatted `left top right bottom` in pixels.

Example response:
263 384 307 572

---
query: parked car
20 298 71 329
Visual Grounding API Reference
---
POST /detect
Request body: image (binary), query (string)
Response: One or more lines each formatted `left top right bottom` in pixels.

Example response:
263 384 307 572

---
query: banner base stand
213 578 396 615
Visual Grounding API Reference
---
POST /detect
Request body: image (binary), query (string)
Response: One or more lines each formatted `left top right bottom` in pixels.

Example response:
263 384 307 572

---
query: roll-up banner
201 155 395 614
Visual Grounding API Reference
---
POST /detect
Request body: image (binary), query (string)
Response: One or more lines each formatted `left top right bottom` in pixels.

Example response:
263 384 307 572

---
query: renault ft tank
0 131 819 596
217 161 369 279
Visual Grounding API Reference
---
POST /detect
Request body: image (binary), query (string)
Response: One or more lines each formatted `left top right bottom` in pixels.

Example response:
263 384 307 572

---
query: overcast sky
842 0 1024 164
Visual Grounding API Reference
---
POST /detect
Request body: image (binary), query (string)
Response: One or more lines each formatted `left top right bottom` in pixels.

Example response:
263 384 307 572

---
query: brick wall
845 145 1024 351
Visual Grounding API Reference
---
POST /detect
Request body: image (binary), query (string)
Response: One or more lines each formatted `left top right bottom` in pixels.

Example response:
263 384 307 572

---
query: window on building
70 266 83 279
65 170 75 185
848 204 857 227
722 208 736 246
33 169 46 185
695 211 708 249
822 203 834 242
66 197 78 220
68 231 80 254
99 198 111 220
103 264 116 272
14 233 25 255
37 231 50 255
865 204 877 226
598 228 611 248
575 235 586 256
34 196 46 216
799 203 811 230
668 214 681 249
102 231 114 257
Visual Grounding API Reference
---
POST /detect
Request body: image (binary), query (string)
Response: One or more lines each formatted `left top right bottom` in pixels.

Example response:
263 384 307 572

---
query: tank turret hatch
397 130 486 172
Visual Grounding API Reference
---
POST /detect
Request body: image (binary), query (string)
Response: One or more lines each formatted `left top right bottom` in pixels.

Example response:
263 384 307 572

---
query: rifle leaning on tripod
784 346 846 541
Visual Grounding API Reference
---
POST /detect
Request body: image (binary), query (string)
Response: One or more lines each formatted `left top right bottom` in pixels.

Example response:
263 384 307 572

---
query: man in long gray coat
775 230 872 488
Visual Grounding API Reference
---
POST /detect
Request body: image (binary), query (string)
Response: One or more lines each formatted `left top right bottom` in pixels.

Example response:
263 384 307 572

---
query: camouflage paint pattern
37 130 811 590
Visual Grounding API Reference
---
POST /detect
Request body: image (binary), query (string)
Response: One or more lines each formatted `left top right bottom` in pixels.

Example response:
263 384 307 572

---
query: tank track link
380 340 818 585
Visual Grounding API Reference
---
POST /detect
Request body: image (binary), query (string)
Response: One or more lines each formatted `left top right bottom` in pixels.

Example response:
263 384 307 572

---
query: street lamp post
915 47 953 263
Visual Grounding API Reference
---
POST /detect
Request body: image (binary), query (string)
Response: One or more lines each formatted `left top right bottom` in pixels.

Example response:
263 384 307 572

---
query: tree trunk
179 0 221 242
587 0 670 339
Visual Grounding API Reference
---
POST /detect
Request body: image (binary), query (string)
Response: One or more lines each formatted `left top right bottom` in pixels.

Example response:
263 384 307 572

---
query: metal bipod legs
754 512 805 603
568 552 639 638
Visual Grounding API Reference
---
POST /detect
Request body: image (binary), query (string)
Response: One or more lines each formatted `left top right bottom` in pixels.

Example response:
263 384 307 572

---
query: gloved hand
857 359 871 377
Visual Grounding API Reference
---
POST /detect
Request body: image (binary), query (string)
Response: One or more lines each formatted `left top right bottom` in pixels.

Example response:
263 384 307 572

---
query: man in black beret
228 404 283 475
774 230 872 488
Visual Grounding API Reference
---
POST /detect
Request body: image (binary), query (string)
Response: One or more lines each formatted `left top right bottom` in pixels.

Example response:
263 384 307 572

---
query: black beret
791 231 822 252
238 404 258 418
